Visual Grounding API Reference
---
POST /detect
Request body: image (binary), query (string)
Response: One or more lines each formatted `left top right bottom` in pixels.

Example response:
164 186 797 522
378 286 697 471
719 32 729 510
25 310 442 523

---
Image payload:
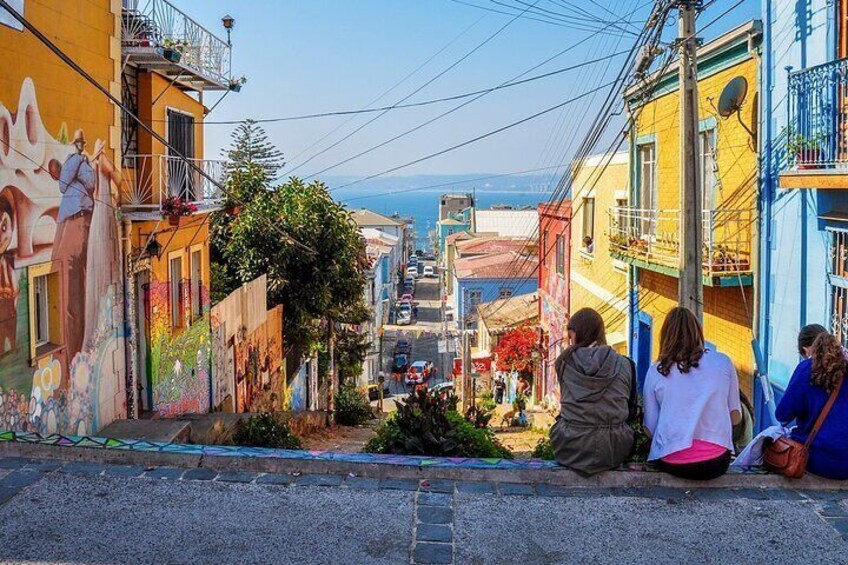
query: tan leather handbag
764 378 844 479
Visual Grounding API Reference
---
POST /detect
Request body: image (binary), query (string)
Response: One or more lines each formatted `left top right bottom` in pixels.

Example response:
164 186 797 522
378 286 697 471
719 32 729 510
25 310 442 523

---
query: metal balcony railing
122 0 231 87
786 58 848 170
121 154 224 211
608 207 755 275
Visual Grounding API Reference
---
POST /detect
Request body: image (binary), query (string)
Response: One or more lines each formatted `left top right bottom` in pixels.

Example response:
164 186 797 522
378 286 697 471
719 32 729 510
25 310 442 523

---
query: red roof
456 237 531 256
446 231 474 245
454 251 538 280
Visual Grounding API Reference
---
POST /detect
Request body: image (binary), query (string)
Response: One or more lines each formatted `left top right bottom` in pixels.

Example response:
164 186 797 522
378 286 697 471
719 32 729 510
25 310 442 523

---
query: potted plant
161 39 188 63
786 129 825 169
161 195 198 226
228 75 247 92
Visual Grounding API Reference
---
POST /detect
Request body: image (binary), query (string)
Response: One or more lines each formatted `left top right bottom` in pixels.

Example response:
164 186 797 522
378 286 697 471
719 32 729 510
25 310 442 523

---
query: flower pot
229 83 242 92
797 150 820 170
168 215 181 227
162 48 182 64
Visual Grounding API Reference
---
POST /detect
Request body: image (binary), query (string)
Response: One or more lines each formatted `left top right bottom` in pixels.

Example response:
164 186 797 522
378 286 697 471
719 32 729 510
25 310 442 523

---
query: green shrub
479 390 497 413
232 412 302 449
364 388 512 459
532 437 555 460
336 385 373 426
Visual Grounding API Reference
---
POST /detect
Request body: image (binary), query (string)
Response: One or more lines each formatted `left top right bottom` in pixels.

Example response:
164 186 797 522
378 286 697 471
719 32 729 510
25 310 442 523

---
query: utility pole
677 0 704 320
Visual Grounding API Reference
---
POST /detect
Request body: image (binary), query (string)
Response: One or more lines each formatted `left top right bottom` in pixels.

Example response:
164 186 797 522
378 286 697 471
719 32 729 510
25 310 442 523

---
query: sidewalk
1 455 847 564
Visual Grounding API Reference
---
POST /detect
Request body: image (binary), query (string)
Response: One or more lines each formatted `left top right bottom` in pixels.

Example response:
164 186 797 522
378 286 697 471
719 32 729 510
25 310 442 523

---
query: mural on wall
286 361 307 413
144 280 211 418
540 292 567 405
0 78 125 434
210 320 232 411
234 305 284 412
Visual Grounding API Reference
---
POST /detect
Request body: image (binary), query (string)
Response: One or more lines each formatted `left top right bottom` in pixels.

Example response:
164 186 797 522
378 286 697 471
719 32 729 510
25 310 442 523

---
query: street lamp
222 14 235 46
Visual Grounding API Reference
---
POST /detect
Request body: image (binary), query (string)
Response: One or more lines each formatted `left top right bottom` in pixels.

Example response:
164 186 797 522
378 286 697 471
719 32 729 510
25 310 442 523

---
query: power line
0 0 317 255
282 0 544 177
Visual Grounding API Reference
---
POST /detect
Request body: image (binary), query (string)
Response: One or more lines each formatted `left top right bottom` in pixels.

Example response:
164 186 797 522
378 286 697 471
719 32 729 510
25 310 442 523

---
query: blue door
633 312 652 391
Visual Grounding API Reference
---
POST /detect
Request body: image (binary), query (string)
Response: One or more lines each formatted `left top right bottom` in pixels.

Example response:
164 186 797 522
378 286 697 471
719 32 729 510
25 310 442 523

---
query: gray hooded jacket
550 345 635 475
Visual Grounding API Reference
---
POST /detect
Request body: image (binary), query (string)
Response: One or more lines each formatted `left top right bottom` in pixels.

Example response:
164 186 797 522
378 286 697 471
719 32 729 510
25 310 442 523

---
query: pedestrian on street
643 307 742 481
494 376 505 404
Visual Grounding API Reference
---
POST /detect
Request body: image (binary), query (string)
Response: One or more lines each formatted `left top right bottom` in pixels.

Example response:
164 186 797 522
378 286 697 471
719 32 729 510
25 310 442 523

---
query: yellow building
0 0 238 434
569 152 630 353
613 21 761 395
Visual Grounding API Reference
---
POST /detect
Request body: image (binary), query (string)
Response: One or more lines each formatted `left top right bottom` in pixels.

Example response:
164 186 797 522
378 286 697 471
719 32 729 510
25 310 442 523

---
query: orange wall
137 71 205 160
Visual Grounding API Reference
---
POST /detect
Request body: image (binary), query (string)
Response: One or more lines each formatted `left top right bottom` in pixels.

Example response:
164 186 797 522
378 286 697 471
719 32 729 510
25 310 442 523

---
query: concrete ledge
2 431 847 491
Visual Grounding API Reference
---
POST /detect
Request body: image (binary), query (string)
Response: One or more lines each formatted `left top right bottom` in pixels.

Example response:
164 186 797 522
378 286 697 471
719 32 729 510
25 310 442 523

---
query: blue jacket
775 359 848 480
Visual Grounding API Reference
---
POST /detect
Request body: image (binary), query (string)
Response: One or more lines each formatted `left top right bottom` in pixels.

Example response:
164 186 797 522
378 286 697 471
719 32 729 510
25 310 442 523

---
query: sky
177 0 760 186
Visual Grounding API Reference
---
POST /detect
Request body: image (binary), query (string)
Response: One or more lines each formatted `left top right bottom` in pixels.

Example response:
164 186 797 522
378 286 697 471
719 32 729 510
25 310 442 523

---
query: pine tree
222 119 285 179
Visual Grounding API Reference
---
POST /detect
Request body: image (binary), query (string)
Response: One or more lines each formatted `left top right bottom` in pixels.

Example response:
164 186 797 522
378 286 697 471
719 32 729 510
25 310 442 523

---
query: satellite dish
718 76 748 118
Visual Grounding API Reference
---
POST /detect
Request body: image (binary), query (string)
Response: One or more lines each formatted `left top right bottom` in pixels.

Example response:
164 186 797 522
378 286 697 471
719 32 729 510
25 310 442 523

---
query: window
190 248 203 321
582 197 595 254
170 255 183 328
830 229 848 348
555 234 565 276
615 198 628 232
499 288 514 299
699 128 717 210
467 289 483 306
33 275 49 346
27 263 61 360
638 143 657 234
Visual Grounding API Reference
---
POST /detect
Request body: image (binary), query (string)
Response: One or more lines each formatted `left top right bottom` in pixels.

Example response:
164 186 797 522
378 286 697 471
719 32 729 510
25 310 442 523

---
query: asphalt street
1 458 848 564
376 261 450 411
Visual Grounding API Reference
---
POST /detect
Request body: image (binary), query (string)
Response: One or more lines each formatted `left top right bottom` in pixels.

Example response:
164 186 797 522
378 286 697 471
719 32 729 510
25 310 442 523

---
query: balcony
122 0 231 90
608 207 755 286
121 154 224 218
780 58 848 189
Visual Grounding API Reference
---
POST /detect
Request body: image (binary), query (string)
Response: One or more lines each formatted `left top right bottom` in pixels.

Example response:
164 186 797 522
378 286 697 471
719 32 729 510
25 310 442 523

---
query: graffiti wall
144 280 211 418
0 79 126 434
287 361 307 413
235 305 284 412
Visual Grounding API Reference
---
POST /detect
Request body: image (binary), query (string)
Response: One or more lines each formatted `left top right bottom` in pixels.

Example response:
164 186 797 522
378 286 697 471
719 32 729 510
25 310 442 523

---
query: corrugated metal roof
474 210 538 238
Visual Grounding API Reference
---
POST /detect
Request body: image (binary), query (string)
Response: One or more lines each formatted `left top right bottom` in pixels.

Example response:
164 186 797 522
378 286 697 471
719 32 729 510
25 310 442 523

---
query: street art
145 280 211 418
234 305 284 412
540 292 567 405
0 78 125 435
210 321 232 411
287 362 307 412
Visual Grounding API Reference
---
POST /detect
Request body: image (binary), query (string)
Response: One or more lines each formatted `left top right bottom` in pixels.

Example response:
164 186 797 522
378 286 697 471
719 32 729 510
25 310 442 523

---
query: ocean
330 174 559 250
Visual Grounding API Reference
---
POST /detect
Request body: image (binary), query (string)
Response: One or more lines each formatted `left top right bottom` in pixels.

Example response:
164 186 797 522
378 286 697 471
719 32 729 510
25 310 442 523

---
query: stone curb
2 442 847 491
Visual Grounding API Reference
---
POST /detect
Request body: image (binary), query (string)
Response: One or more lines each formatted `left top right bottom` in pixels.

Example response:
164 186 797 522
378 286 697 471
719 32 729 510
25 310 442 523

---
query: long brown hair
657 307 704 376
798 324 827 357
555 307 606 373
810 332 847 392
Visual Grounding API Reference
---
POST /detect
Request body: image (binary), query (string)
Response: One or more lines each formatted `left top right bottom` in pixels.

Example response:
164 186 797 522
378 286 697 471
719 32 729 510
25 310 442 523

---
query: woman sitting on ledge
643 307 742 480
775 331 848 480
550 308 636 476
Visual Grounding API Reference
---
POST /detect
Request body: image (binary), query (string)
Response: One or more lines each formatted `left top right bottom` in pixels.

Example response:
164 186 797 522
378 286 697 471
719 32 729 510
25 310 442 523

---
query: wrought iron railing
121 154 224 211
786 58 848 169
608 207 755 275
122 0 231 86
828 229 848 348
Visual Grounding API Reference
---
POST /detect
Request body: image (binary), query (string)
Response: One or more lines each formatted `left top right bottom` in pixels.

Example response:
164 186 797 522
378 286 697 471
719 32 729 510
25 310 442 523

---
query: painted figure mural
0 79 126 435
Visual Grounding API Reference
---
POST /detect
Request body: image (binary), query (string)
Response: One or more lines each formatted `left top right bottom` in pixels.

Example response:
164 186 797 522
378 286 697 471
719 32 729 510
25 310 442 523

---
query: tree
222 119 285 179
494 326 539 376
222 175 369 357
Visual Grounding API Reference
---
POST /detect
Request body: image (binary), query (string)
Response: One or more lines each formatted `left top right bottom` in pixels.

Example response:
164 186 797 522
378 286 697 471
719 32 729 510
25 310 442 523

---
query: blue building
758 0 848 425
452 251 539 326
438 217 471 259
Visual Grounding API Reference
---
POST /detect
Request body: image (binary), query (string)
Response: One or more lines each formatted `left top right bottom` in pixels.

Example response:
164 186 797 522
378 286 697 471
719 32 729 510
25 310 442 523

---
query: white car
397 309 412 325
423 265 435 278
406 266 419 279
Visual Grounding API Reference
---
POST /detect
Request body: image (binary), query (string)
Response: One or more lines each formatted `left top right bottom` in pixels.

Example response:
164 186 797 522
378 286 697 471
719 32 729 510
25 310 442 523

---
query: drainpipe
122 217 138 420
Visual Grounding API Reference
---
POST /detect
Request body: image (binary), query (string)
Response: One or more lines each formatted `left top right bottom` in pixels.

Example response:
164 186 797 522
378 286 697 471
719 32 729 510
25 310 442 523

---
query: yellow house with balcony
613 21 761 396
569 151 630 354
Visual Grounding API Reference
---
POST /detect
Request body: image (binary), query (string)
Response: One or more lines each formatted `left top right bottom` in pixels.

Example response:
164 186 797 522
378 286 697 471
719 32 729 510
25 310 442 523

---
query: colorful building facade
0 0 237 433
538 201 571 405
757 1 848 423
569 152 630 353
618 21 762 393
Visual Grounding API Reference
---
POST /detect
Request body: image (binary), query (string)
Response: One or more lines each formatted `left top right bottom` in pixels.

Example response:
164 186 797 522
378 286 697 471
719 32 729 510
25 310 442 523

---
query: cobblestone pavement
1 457 848 564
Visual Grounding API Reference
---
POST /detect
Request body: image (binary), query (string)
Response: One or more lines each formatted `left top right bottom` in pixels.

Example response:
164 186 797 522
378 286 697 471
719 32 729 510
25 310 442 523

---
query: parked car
415 250 424 257
405 360 430 385
423 265 435 278
394 339 412 355
392 353 410 374
404 276 416 287
397 303 413 325
400 293 414 303
430 382 455 396
406 266 419 279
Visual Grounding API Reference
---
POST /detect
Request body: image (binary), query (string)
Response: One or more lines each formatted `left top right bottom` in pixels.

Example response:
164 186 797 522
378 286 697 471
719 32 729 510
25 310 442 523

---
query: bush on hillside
363 387 512 459
232 412 302 449
335 385 373 426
